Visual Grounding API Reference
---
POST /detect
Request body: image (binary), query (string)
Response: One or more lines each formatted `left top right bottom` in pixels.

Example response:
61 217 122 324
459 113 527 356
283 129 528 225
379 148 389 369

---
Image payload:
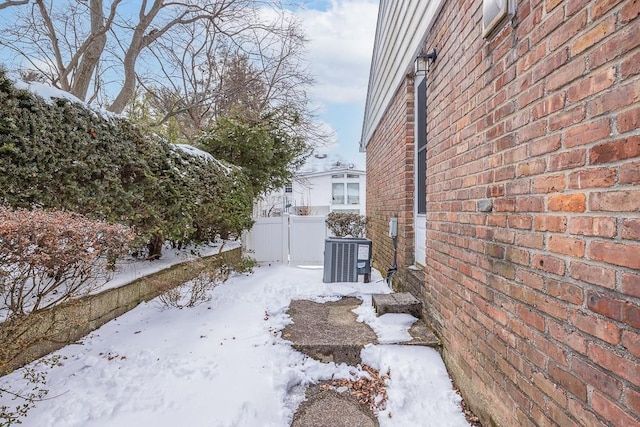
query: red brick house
361 0 639 425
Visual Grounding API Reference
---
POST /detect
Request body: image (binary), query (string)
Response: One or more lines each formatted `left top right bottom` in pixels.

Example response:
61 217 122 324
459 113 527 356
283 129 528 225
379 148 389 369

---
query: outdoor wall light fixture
415 48 437 75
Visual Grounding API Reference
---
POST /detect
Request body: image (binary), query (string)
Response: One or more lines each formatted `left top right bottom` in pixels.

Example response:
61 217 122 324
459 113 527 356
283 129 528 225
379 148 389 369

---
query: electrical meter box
388 218 398 238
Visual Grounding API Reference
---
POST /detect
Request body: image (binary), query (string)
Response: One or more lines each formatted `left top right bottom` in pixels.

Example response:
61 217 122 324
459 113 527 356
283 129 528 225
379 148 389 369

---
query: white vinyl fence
242 215 328 265
242 216 289 264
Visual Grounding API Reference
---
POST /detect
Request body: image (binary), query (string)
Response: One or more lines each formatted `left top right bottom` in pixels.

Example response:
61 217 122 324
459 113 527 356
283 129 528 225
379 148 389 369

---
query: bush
0 207 134 319
157 254 256 309
157 257 231 309
195 111 311 196
326 212 368 238
0 70 255 258
158 267 226 309
235 255 258 274
140 144 254 258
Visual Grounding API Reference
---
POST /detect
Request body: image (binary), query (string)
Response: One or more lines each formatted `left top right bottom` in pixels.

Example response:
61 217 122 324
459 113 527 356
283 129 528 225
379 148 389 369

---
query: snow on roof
298 167 366 178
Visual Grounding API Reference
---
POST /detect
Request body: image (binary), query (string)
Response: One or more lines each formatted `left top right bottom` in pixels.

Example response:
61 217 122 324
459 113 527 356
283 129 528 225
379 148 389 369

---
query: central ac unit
323 239 358 282
323 238 372 283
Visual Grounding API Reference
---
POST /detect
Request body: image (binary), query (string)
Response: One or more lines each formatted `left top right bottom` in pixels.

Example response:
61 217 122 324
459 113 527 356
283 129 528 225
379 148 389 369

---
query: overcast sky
294 0 378 170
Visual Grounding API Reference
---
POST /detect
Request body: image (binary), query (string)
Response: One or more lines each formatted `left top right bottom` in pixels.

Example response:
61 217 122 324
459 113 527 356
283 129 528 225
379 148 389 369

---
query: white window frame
332 182 345 205
347 183 360 205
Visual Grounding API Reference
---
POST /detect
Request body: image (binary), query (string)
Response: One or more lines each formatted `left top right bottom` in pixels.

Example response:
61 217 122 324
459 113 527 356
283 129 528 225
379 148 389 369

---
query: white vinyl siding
360 0 445 150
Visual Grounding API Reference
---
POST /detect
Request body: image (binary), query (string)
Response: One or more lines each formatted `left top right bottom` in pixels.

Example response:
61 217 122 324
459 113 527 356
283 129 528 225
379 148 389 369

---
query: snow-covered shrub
165 144 254 247
158 260 231 309
326 212 368 238
0 69 254 258
0 207 133 320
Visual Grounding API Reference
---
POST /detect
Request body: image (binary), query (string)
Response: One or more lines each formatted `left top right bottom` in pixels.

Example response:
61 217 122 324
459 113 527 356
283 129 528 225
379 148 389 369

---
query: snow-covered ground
1 261 470 427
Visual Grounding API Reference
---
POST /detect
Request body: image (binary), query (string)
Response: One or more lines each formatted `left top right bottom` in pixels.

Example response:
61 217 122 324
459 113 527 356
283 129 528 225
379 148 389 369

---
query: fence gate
242 215 327 265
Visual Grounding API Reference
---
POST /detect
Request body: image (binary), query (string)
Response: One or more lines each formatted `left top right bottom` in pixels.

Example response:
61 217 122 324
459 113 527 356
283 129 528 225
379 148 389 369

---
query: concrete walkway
284 295 439 426
291 384 379 427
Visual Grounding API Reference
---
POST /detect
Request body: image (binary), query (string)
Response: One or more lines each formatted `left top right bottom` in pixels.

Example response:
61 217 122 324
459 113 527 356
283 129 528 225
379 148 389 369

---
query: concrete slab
408 320 440 347
372 292 422 318
291 384 379 427
286 296 440 426
282 297 378 365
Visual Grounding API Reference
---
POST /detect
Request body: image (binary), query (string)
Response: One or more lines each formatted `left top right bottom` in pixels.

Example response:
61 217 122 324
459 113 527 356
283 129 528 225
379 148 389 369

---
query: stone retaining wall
0 247 241 375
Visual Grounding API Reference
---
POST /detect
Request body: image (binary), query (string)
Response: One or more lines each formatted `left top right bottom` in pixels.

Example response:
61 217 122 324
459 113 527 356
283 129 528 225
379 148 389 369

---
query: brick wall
366 0 639 425
366 77 420 292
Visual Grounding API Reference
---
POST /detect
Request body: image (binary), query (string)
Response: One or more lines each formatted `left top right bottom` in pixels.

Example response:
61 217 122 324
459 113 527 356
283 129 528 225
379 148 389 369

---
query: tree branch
0 0 28 10
34 0 68 90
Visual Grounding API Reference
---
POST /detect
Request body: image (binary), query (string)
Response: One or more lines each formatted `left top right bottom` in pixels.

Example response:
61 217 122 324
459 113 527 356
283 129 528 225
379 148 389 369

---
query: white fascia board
298 169 366 179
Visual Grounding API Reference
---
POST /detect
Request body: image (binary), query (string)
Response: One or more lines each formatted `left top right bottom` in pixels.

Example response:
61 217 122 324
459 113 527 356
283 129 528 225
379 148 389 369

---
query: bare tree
135 11 332 146
0 0 286 114
8 0 122 102
1 0 333 153
137 38 270 140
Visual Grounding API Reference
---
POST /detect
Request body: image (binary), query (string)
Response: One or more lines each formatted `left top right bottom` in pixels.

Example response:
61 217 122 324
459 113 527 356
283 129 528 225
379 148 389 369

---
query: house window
331 173 345 178
413 67 429 267
332 183 345 204
346 174 360 179
284 185 293 193
333 182 360 205
347 183 360 204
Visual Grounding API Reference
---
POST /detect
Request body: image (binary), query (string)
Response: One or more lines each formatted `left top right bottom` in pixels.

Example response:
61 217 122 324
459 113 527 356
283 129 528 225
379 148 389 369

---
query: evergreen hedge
0 69 253 257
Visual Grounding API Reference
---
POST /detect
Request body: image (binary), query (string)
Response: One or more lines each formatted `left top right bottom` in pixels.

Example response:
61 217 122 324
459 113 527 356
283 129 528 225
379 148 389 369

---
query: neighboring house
361 1 639 426
254 163 366 217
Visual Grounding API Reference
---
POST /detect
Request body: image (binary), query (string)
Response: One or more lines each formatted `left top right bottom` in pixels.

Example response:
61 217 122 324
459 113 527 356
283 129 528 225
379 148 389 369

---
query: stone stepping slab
282 296 439 366
291 384 379 427
285 296 440 427
371 292 422 318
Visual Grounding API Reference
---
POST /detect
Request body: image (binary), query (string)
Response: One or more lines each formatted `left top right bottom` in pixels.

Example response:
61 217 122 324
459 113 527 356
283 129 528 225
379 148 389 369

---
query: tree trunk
70 0 107 101
107 0 158 113
108 44 139 113
147 234 163 260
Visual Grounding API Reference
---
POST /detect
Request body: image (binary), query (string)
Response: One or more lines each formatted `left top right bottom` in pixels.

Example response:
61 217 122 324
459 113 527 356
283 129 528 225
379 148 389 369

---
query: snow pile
171 143 235 175
0 264 470 427
13 80 84 105
12 79 118 119
173 144 214 161
352 299 417 344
